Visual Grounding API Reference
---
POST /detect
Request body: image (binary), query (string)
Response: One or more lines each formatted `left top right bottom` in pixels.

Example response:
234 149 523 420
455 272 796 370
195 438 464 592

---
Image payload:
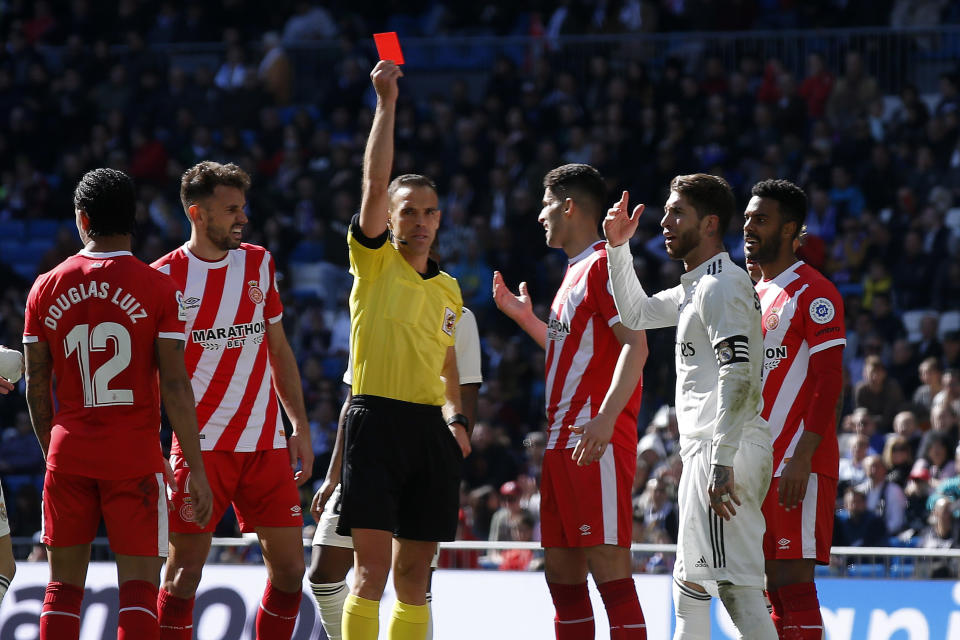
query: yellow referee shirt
347 217 463 406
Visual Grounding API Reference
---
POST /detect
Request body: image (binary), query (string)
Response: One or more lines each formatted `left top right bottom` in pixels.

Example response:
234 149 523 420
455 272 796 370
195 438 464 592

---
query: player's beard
206 224 242 251
665 226 700 260
744 229 779 264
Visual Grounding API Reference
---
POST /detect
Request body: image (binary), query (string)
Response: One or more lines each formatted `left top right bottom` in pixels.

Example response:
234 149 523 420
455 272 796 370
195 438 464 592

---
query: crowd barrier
3 542 960 639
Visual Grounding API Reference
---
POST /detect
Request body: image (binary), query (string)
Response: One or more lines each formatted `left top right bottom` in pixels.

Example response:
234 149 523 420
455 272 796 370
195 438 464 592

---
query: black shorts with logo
336 394 463 541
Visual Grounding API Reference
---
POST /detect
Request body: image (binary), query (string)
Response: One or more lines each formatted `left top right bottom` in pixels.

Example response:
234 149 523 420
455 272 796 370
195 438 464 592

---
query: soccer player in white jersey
744 179 845 639
308 307 483 640
494 164 649 640
604 174 777 639
152 161 313 640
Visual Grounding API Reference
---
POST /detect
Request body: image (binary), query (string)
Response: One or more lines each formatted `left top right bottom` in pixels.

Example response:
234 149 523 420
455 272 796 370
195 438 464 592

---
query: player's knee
270 557 306 591
166 564 205 595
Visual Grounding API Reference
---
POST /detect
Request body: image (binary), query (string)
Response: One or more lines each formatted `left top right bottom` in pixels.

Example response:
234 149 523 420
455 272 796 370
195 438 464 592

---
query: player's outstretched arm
157 337 213 529
571 324 648 466
492 271 547 349
311 388 351 521
24 342 53 458
442 345 471 458
267 320 314 486
358 60 403 239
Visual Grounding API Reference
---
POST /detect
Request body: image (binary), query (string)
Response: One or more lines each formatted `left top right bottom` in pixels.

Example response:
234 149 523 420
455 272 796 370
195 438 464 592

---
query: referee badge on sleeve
442 307 456 336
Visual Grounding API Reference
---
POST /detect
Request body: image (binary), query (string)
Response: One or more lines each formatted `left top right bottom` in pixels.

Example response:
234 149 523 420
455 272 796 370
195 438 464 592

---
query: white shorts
312 484 441 567
312 484 353 549
0 482 9 538
674 439 772 592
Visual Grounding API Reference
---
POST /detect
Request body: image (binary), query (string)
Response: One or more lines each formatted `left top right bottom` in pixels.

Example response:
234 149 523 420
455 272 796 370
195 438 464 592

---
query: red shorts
540 445 633 548
762 473 836 564
42 469 168 557
169 448 302 533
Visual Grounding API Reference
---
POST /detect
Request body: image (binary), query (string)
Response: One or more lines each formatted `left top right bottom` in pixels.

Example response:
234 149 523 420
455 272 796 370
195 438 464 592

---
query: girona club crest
247 280 264 304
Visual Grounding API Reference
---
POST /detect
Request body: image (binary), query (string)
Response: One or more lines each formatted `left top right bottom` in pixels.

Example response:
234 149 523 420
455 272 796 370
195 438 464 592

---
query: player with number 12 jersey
23 250 186 480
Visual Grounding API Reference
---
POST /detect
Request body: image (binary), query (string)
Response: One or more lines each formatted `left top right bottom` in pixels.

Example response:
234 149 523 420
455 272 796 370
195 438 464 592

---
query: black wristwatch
446 413 470 431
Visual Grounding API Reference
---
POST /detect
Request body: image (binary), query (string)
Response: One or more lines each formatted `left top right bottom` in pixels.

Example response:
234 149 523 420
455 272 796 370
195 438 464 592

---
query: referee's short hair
670 173 736 235
751 179 808 239
74 168 137 237
543 163 607 225
388 174 437 200
180 161 251 210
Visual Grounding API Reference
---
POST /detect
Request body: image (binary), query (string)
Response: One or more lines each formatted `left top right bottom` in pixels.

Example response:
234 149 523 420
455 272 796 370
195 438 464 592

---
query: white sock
425 591 433 640
310 580 348 640
0 574 9 606
717 583 778 640
672 578 711 639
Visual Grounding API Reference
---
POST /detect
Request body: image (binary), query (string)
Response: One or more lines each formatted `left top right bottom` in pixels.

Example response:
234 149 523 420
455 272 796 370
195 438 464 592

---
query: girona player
744 179 845 639
152 161 313 640
23 168 212 640
494 163 648 640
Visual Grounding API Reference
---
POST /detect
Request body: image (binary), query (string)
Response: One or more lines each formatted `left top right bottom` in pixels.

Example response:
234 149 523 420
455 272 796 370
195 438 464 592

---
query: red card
374 32 404 65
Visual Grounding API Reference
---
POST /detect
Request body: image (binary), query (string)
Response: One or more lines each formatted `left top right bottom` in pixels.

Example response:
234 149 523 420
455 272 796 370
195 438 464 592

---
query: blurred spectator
839 432 872 494
932 369 960 417
633 477 678 544
833 487 888 547
854 356 906 431
489 481 531 542
282 2 338 42
917 432 957 487
920 497 960 578
497 511 539 571
893 410 923 457
858 455 907 534
798 52 834 120
258 32 292 105
883 434 915 488
827 51 879 131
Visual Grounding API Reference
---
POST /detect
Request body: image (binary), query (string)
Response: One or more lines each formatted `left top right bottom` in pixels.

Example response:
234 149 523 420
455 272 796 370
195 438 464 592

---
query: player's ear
187 203 202 225
564 197 575 218
76 209 90 231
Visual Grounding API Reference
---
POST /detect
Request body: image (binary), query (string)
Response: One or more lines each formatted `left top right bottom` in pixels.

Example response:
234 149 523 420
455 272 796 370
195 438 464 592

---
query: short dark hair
388 174 437 200
751 179 808 238
670 173 736 234
73 168 137 237
543 163 607 224
180 161 251 210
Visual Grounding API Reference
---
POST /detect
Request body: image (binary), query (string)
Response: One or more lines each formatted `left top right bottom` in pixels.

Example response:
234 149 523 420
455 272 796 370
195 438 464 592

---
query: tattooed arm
24 341 54 459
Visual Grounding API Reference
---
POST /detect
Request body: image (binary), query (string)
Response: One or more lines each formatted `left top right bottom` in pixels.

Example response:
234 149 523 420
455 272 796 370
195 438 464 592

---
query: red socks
157 588 194 640
40 581 83 640
779 582 824 639
255 580 301 639
119 580 159 640
598 578 647 639
548 581 595 640
768 588 785 635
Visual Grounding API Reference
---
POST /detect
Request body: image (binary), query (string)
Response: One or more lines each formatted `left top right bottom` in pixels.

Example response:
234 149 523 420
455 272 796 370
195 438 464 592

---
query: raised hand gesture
603 191 645 248
370 60 403 103
492 270 533 323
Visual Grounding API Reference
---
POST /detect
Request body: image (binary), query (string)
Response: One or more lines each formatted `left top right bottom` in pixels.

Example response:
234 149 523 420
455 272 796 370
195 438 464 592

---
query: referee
337 60 471 640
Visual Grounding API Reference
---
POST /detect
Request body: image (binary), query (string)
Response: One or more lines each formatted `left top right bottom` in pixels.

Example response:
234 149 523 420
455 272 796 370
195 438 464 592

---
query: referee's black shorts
336 394 463 541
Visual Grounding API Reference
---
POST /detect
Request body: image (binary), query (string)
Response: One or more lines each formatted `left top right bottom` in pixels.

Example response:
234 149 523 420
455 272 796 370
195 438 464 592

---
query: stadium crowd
2 0 960 577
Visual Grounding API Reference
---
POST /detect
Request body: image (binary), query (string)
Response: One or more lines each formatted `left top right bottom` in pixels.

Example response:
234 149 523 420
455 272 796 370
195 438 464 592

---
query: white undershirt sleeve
606 242 682 329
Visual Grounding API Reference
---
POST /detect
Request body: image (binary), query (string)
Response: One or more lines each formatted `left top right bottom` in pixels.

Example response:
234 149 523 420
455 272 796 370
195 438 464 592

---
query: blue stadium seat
27 219 60 241
0 220 26 240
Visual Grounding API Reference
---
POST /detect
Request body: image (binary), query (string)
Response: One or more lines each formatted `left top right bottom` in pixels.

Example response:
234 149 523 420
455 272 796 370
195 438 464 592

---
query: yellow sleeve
347 214 391 280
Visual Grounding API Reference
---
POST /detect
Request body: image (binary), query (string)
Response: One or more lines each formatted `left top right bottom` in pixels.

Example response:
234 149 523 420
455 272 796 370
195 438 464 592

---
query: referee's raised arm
358 60 403 239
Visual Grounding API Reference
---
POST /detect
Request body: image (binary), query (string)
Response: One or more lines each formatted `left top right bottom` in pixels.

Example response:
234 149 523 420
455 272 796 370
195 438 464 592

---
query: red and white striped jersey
756 261 845 479
152 243 286 453
544 242 642 451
